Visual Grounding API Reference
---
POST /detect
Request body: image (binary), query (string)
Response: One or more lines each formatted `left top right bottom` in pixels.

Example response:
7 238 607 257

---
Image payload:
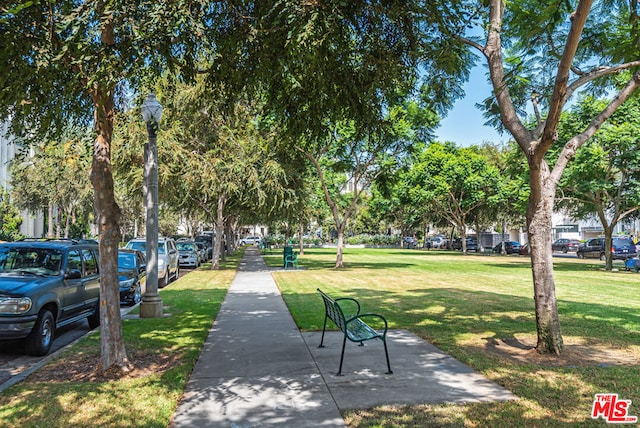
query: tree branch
551 71 640 183
565 61 640 101
540 0 593 156
482 0 533 152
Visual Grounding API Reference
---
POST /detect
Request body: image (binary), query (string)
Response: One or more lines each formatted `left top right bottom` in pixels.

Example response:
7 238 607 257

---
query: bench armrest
335 297 361 316
346 313 389 335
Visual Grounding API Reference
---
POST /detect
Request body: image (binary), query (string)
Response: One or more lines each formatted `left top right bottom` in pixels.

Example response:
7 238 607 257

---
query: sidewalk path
171 248 515 427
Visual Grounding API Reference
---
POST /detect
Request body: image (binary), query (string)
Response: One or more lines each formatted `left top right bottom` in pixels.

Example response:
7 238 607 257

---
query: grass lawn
0 251 241 428
268 247 640 427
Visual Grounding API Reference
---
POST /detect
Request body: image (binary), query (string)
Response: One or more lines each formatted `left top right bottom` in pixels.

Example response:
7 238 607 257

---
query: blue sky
434 66 510 147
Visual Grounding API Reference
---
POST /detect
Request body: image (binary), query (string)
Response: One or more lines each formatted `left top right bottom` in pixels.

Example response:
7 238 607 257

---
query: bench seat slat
346 317 379 342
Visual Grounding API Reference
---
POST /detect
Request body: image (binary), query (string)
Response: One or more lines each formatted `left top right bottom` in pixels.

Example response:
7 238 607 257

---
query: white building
0 122 45 238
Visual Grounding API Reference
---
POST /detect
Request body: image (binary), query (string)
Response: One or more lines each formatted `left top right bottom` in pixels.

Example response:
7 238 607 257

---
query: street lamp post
139 93 163 318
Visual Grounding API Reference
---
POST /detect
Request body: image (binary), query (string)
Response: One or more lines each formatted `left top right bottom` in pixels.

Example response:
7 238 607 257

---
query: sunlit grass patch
274 247 640 426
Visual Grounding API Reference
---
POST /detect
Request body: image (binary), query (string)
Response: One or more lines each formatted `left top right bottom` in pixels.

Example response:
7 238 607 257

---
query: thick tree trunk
528 161 563 354
90 90 130 374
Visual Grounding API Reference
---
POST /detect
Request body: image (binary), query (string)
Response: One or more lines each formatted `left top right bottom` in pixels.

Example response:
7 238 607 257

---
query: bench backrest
318 289 347 332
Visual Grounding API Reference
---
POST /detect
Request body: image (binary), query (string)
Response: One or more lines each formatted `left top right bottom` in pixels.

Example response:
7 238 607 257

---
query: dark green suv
0 239 100 356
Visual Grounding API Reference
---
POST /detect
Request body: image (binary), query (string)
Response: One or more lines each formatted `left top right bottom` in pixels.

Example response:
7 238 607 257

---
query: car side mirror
65 269 82 279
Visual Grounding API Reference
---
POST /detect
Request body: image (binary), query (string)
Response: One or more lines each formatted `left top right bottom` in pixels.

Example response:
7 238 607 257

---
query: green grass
0 251 241 428
2 247 637 427
270 248 640 427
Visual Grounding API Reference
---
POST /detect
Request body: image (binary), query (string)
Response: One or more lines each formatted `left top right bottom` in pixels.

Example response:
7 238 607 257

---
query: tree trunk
461 228 467 254
299 223 304 255
528 161 563 354
64 207 71 238
335 226 345 268
89 89 130 374
46 202 54 238
224 219 233 260
55 206 61 239
211 192 227 270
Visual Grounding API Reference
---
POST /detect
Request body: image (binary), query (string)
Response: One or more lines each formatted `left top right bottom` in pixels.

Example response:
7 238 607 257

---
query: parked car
0 239 100 356
492 241 521 254
195 234 214 259
576 237 637 260
195 242 208 261
451 237 478 252
552 238 581 253
118 248 146 306
403 236 418 248
240 236 262 245
428 236 448 249
125 237 179 287
176 240 200 268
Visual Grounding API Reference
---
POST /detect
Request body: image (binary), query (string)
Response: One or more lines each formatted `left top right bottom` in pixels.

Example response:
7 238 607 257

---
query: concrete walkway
171 248 515 427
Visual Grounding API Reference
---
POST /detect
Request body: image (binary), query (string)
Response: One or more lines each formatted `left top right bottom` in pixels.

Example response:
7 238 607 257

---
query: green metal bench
283 246 298 269
317 288 392 376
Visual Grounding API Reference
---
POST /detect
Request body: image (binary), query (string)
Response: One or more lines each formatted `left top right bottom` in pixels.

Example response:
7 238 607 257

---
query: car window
127 241 146 252
613 237 634 246
67 250 82 272
83 249 98 276
118 253 136 269
158 242 166 255
177 243 196 251
0 247 63 275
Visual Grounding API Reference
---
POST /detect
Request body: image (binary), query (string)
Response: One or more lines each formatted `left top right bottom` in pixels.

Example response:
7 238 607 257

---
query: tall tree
10 127 94 238
409 141 503 254
0 1 216 373
458 0 640 354
557 95 640 270
300 101 435 267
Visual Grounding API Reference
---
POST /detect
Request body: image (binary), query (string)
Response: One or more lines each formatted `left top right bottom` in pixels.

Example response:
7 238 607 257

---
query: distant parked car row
0 233 218 357
125 237 179 287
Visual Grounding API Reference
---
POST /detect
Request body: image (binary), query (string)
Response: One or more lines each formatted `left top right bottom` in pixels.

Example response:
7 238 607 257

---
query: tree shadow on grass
286 286 640 355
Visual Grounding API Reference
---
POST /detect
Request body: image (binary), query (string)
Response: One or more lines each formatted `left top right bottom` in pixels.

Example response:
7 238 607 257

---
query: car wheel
87 300 100 329
25 309 55 356
600 253 606 261
562 247 568 253
577 251 584 259
160 271 169 288
131 285 142 306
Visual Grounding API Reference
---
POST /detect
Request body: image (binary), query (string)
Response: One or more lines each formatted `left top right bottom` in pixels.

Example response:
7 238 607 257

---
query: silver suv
125 237 179 287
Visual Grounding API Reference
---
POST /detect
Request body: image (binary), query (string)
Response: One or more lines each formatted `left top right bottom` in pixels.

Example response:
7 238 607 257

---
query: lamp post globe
139 93 163 319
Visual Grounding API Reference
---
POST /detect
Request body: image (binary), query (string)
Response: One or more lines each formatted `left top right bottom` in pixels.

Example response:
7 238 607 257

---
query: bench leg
337 333 348 376
319 316 328 348
383 339 393 374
